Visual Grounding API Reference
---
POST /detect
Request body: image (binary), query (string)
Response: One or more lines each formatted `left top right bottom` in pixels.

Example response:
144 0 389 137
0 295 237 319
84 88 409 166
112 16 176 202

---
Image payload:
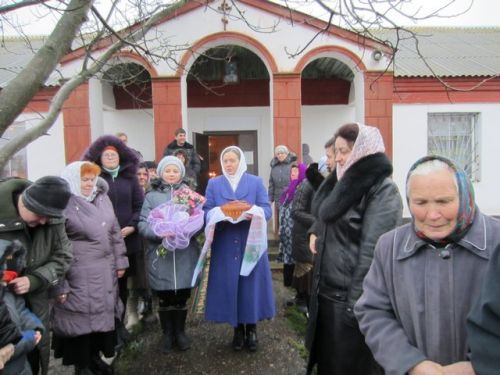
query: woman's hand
56 293 68 304
309 234 317 255
117 269 126 278
34 331 42 345
409 360 445 375
442 362 475 375
121 226 135 238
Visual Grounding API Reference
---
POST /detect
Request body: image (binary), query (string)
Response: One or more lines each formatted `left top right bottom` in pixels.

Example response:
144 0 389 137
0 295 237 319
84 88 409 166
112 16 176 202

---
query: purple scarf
280 163 307 205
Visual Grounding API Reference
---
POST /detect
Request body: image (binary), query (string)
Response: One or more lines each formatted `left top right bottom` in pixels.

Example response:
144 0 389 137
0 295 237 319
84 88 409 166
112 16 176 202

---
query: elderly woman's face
101 150 119 169
162 165 181 185
80 173 97 197
222 151 240 176
276 150 287 162
408 168 459 240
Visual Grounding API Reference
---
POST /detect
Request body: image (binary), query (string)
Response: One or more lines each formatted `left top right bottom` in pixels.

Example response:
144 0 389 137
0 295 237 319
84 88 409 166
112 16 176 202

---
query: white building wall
102 109 155 161
24 113 66 180
393 102 500 217
302 105 356 162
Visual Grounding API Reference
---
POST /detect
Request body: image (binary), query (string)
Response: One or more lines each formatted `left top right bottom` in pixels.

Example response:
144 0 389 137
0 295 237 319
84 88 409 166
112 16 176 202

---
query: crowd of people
0 124 499 375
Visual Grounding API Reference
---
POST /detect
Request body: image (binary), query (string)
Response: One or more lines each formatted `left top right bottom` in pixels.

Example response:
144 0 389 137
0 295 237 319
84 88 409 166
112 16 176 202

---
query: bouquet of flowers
148 187 205 254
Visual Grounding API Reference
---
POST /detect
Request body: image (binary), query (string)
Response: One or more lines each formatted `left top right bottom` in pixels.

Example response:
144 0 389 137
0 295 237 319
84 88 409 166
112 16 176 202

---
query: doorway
194 130 258 194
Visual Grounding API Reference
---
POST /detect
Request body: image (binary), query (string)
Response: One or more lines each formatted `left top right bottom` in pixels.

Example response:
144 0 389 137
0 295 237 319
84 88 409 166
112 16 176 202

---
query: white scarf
220 146 248 192
61 161 98 202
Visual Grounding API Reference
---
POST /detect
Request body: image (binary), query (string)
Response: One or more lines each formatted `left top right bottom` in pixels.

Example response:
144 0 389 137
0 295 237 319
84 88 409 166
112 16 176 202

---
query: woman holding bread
203 146 275 352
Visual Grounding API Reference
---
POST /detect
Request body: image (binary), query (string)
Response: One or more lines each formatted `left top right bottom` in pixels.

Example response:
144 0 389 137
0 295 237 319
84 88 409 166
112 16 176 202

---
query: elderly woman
268 145 297 231
82 135 144 335
354 155 500 375
204 146 275 352
306 123 403 375
52 161 128 374
138 156 202 353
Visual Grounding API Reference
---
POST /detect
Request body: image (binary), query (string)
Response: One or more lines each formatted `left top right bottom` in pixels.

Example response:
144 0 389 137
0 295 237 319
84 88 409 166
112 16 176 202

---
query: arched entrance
186 44 270 192
300 57 357 162
97 62 155 161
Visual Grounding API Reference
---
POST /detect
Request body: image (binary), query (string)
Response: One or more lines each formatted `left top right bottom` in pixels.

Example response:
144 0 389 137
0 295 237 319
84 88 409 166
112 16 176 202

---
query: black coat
82 135 144 255
305 153 403 352
163 140 201 174
291 164 324 264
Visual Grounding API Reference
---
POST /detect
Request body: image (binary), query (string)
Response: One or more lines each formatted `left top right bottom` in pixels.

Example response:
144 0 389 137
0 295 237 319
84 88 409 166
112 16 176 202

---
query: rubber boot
173 308 191 351
245 324 258 352
158 309 175 353
232 324 245 351
125 293 140 330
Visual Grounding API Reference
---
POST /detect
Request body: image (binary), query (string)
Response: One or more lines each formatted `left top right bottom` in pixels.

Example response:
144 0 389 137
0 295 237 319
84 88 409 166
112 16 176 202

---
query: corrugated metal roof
372 27 500 77
1 27 499 88
0 36 62 88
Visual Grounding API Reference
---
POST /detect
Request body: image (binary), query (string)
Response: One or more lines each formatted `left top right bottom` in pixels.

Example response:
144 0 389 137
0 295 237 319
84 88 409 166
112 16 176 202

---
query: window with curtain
0 121 27 179
427 112 480 181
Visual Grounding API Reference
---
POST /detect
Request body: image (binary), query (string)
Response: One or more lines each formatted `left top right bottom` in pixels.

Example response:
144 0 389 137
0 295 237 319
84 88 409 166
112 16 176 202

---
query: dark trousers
312 295 383 375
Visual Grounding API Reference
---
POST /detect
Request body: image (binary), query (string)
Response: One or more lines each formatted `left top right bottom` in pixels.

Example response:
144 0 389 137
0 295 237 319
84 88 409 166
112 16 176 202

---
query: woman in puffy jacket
52 161 128 374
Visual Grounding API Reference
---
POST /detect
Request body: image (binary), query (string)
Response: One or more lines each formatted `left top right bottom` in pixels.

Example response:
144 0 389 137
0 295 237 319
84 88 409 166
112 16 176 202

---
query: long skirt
52 330 116 368
307 294 383 375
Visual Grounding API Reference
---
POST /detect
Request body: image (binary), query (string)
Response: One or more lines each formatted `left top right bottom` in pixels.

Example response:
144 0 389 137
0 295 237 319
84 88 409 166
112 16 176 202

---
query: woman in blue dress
204 146 275 352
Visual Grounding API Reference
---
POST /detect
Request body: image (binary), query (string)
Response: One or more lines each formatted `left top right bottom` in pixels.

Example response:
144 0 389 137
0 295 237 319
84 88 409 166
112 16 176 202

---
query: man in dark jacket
0 176 73 375
162 128 201 175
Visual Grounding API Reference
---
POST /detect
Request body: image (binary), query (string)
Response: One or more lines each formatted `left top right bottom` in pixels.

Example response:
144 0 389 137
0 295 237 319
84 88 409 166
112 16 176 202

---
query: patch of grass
288 337 309 361
285 305 308 336
113 324 149 374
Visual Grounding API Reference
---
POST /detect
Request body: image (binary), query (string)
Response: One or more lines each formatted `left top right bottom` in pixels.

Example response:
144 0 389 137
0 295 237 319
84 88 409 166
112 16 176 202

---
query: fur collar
313 153 393 223
305 163 324 191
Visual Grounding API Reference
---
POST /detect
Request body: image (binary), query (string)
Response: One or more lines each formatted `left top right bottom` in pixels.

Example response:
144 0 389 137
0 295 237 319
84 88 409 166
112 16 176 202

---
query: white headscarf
220 146 247 192
61 161 99 202
336 123 386 180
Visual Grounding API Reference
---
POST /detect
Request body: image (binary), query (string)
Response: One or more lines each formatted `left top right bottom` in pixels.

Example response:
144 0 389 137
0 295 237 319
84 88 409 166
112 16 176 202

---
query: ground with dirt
49 273 309 375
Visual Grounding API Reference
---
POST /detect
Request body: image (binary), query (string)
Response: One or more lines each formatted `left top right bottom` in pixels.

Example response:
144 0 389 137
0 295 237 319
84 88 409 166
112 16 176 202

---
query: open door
193 132 209 194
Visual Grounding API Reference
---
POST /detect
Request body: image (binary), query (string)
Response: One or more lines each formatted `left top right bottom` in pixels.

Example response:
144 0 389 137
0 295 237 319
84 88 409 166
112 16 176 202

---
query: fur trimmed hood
312 152 393 223
81 135 140 179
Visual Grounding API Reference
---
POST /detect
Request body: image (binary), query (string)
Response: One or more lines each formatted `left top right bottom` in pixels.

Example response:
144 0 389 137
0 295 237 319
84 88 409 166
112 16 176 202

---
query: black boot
74 365 95 375
245 324 258 352
158 309 175 353
141 297 157 325
232 324 245 351
173 308 191 351
90 354 114 375
114 318 130 353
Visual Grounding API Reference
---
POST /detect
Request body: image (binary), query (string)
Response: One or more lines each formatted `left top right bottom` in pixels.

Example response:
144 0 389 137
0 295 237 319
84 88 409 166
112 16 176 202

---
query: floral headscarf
221 146 247 192
406 155 476 244
336 123 385 180
279 163 306 205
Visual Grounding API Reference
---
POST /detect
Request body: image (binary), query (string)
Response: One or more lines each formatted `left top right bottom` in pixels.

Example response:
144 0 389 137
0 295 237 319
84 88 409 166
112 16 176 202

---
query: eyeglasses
102 153 118 159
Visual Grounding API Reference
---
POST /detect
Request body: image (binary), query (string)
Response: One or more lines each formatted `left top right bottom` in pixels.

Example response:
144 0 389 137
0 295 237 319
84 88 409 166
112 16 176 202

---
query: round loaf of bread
221 200 252 220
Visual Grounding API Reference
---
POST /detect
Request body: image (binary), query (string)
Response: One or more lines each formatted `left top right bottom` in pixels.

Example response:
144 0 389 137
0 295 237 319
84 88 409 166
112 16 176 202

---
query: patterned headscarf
406 155 476 244
279 163 307 205
336 123 385 180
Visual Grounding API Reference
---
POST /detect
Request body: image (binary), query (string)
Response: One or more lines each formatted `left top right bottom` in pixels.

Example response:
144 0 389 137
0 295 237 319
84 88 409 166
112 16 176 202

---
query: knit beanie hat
22 176 72 218
157 155 185 179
